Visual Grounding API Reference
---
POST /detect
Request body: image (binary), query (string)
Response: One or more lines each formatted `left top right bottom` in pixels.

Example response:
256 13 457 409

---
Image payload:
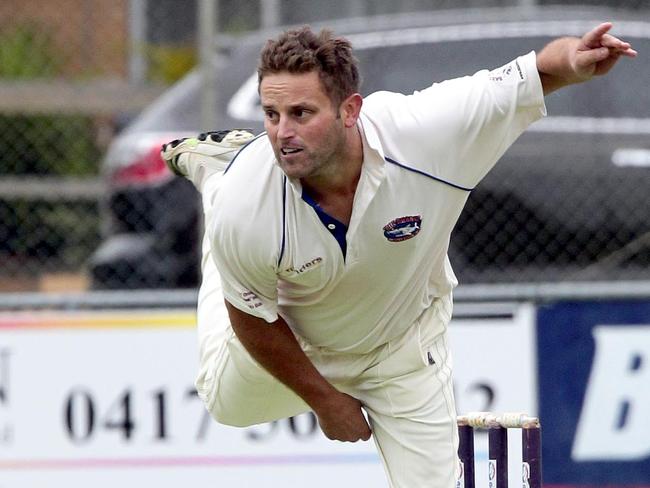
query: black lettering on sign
247 414 319 442
186 387 212 441
64 389 96 443
247 420 279 441
288 413 317 439
152 389 168 440
469 382 496 411
103 390 135 440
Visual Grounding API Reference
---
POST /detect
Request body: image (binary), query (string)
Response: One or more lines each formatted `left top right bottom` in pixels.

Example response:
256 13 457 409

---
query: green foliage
0 114 100 176
0 24 98 275
0 23 59 78
40 200 100 266
147 44 197 84
0 199 99 271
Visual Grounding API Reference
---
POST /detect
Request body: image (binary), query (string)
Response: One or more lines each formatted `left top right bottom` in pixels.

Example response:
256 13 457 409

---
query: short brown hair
258 26 361 107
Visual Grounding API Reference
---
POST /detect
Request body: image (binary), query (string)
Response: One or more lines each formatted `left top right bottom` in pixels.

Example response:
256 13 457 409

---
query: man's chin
277 159 312 179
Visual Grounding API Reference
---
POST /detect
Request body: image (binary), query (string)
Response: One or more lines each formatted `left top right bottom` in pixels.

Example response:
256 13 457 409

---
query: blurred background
1 0 648 292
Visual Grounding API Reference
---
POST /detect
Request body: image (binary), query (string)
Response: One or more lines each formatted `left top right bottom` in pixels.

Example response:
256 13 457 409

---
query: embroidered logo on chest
383 215 422 242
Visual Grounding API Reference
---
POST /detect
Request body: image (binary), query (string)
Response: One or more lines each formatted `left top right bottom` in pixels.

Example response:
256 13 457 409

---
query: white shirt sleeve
365 51 546 189
208 207 280 324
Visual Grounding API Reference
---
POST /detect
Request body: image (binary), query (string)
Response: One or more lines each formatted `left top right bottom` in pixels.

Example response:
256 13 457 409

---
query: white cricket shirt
210 51 546 353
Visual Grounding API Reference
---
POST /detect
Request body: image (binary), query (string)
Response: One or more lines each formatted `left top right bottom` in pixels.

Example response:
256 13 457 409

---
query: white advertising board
0 305 535 487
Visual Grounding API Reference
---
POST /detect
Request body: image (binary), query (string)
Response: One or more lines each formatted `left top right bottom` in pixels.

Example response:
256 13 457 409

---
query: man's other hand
314 391 372 442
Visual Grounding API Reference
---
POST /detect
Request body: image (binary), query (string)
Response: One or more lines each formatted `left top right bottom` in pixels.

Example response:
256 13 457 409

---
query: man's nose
277 117 296 139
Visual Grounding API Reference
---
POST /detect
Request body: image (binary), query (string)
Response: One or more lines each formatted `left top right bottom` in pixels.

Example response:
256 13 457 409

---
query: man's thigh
195 250 311 427
356 331 459 488
198 326 311 427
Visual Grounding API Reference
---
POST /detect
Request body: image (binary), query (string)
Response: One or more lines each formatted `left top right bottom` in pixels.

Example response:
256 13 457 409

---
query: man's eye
265 111 277 120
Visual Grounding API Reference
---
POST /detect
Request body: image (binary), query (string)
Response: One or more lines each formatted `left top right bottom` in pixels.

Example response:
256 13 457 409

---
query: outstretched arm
537 22 637 95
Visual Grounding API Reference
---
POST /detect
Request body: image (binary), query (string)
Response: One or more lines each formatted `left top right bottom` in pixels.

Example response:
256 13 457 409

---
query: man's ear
339 93 363 128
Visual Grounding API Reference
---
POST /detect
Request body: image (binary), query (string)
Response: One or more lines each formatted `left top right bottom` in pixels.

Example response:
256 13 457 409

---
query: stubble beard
275 125 347 181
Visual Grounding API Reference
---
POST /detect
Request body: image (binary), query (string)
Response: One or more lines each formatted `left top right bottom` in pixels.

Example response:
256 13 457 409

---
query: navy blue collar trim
224 132 267 174
384 156 473 192
301 190 348 259
278 176 287 267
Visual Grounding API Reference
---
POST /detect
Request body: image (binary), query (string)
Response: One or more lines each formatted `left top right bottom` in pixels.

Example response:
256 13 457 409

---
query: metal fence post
198 0 218 131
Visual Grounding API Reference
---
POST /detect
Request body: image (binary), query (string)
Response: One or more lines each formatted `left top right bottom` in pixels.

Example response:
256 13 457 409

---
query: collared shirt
210 51 546 353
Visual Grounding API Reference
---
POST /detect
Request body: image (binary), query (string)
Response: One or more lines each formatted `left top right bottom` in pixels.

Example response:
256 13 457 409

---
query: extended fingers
602 33 638 57
575 46 611 72
562 22 638 82
582 22 613 48
582 22 638 57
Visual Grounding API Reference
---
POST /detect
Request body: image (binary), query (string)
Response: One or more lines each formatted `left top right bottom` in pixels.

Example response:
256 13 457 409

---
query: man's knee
207 398 260 428
204 382 310 428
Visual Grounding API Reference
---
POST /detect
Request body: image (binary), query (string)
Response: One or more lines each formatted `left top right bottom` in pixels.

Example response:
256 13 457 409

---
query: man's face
260 71 346 180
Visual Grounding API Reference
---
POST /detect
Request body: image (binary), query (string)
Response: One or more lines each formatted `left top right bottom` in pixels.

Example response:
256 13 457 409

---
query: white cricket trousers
195 259 459 488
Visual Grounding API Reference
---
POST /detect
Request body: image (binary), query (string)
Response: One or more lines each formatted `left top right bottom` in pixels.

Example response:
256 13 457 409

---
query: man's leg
207 327 312 426
195 239 310 427
355 327 459 487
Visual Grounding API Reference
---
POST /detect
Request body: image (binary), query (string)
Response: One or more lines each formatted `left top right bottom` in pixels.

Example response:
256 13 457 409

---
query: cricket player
162 23 635 487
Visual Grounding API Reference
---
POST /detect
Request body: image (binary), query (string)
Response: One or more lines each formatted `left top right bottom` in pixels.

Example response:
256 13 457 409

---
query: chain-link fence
0 0 184 291
2 0 649 291
2 1 118 291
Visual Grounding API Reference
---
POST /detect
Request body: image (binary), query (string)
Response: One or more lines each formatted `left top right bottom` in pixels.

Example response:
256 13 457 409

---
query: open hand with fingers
572 22 637 80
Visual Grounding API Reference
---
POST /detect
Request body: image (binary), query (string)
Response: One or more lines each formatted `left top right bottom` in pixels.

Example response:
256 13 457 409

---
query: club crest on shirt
383 215 422 242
